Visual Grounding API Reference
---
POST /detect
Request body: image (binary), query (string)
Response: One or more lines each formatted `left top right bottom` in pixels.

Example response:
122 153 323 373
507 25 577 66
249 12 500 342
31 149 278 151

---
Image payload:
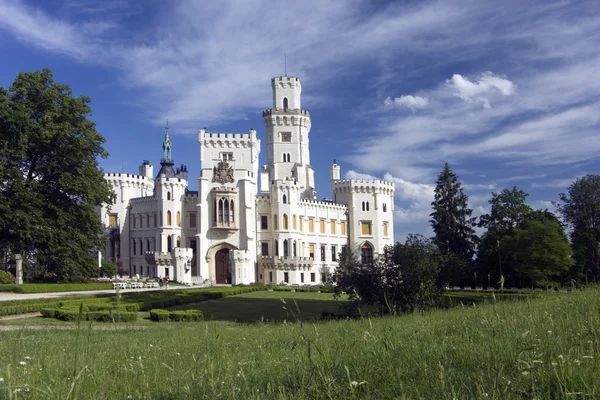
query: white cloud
446 72 516 108
384 95 429 112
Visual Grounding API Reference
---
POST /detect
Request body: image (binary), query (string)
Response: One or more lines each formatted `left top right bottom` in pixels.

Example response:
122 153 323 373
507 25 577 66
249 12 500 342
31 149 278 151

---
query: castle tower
263 76 314 199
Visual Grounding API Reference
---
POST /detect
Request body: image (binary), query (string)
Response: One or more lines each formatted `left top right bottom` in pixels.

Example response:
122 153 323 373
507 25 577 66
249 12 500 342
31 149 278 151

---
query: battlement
299 198 348 212
262 108 310 117
198 128 257 141
332 178 395 195
271 76 301 88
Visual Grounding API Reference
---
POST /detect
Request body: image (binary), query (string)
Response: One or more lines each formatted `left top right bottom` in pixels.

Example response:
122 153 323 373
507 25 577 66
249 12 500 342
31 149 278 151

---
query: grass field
0 287 598 398
0 283 114 294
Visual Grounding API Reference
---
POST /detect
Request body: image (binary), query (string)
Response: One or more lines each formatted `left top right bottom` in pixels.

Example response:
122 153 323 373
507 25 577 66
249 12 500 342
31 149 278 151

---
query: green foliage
149 309 203 322
100 260 117 278
0 282 113 293
334 236 443 314
0 68 115 282
557 175 600 282
0 270 14 284
430 163 477 286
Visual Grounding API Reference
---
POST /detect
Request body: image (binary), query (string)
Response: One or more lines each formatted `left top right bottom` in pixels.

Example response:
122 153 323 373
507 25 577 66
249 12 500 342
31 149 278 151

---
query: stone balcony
259 256 314 270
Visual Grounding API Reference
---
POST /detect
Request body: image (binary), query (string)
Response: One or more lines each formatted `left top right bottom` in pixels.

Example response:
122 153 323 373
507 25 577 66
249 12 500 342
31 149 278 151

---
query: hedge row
136 286 265 311
149 309 203 322
0 296 110 316
268 285 333 293
41 308 138 322
0 283 113 294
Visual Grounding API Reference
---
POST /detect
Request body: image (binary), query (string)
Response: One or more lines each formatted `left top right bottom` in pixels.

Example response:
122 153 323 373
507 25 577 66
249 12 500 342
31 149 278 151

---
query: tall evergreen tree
0 69 114 281
557 175 600 282
430 163 477 286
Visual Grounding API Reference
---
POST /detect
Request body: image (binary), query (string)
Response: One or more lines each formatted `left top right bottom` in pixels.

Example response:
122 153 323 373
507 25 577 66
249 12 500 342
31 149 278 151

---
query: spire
162 120 172 163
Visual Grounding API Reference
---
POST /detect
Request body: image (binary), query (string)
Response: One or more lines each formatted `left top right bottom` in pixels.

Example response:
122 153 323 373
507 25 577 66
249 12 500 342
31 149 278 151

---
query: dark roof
156 161 176 179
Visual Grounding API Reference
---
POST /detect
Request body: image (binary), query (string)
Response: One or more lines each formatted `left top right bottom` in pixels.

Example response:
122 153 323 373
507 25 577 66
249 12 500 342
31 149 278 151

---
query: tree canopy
0 68 114 281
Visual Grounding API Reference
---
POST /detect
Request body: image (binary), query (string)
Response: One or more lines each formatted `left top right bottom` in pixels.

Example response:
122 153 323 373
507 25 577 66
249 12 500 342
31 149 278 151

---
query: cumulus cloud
384 95 429 111
446 72 516 108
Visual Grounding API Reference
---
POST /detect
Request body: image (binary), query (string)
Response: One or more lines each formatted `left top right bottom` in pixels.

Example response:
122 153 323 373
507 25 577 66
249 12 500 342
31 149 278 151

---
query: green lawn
0 282 113 293
167 290 350 322
0 288 598 398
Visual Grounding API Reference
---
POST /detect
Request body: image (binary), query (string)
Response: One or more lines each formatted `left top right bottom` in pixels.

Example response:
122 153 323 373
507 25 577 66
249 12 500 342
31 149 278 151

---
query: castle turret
139 160 153 180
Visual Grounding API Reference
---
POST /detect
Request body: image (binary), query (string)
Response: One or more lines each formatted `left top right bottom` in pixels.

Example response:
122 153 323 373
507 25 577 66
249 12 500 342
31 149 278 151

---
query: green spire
162 120 172 162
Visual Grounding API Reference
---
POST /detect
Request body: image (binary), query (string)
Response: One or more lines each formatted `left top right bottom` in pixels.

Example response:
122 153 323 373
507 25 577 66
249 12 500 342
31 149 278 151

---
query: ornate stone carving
212 161 234 184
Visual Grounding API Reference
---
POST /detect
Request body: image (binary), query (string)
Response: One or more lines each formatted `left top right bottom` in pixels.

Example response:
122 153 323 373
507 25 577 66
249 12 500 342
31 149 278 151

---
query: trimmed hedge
149 309 203 322
0 283 113 294
41 308 137 322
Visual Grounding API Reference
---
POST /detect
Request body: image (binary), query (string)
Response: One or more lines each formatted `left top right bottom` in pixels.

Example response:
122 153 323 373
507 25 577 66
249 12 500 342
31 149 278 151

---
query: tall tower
262 76 314 199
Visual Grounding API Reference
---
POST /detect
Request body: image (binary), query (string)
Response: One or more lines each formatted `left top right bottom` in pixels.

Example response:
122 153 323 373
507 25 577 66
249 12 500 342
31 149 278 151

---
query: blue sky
1 0 599 241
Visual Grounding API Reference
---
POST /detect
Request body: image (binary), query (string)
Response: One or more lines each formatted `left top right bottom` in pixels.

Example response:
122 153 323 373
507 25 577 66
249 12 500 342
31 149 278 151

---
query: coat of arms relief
212 161 234 184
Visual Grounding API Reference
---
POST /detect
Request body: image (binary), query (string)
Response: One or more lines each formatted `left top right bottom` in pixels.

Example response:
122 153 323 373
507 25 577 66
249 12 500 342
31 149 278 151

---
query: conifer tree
430 163 476 286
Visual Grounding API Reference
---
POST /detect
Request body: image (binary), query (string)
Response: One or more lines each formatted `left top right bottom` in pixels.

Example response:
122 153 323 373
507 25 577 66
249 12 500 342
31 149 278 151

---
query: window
281 132 291 142
167 191 171 200
284 272 289 283
361 222 372 235
269 271 273 282
331 246 337 262
274 214 278 230
283 97 289 109
293 241 297 257
132 216 136 229
341 221 346 235
217 198 235 224
300 273 304 283
154 213 157 227
167 211 172 226
282 194 287 204
274 240 279 256
133 265 136 275
139 215 142 228
190 213 197 228
283 214 288 230
311 273 315 282
320 219 325 234
167 236 172 252
362 201 365 211
222 152 233 161
299 217 303 231
330 221 336 234
366 202 370 211
309 244 315 259
292 215 297 230
321 246 326 261
283 240 289 258
309 218 314 233
133 240 136 255
383 203 387 212
146 214 150 228
176 236 181 248
282 153 287 162
108 214 118 227
261 242 269 256
361 243 374 264
147 240 150 253
383 222 389 237
321 273 327 283
176 211 181 227
261 215 268 230
140 239 143 253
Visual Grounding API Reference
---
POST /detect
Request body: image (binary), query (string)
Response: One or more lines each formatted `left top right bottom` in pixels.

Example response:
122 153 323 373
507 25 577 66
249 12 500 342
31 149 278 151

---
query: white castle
97 76 395 285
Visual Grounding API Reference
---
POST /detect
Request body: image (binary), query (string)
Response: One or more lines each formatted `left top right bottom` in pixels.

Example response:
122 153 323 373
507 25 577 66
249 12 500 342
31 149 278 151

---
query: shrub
0 270 15 284
40 308 58 318
149 309 170 322
169 310 203 322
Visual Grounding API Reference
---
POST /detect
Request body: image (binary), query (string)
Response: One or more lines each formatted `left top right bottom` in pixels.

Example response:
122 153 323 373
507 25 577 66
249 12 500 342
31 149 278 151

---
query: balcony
259 256 313 270
211 219 237 231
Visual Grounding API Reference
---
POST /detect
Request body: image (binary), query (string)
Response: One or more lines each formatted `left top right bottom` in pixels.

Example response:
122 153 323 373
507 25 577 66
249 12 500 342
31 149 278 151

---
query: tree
503 211 573 287
557 175 600 282
0 69 114 281
100 260 117 278
476 187 533 288
334 236 442 314
430 163 477 287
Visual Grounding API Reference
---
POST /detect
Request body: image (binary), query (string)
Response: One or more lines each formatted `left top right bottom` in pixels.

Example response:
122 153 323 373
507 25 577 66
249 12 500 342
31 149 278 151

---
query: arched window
293 241 297 257
283 97 288 109
230 200 234 222
147 240 150 252
176 211 181 227
167 211 172 226
366 202 370 211
283 214 288 230
274 214 278 230
224 199 229 222
383 203 387 212
283 194 287 204
154 213 157 227
167 191 171 200
283 153 286 162
140 239 143 253
167 236 172 252
361 243 374 265
133 240 136 255
218 199 224 222
292 215 297 230
362 201 365 211
287 154 291 162
283 239 289 258
176 236 181 248
274 240 279 256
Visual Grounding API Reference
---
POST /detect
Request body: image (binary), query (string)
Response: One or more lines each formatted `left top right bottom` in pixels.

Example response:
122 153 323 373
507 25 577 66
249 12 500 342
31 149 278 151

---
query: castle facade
97 76 395 285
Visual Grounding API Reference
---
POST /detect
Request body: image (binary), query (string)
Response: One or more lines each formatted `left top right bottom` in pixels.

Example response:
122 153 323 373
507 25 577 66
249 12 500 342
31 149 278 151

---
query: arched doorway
215 248 231 284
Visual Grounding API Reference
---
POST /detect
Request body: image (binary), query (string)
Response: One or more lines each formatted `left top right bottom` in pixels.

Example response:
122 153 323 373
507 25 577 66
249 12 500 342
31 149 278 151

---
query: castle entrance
215 248 231 284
